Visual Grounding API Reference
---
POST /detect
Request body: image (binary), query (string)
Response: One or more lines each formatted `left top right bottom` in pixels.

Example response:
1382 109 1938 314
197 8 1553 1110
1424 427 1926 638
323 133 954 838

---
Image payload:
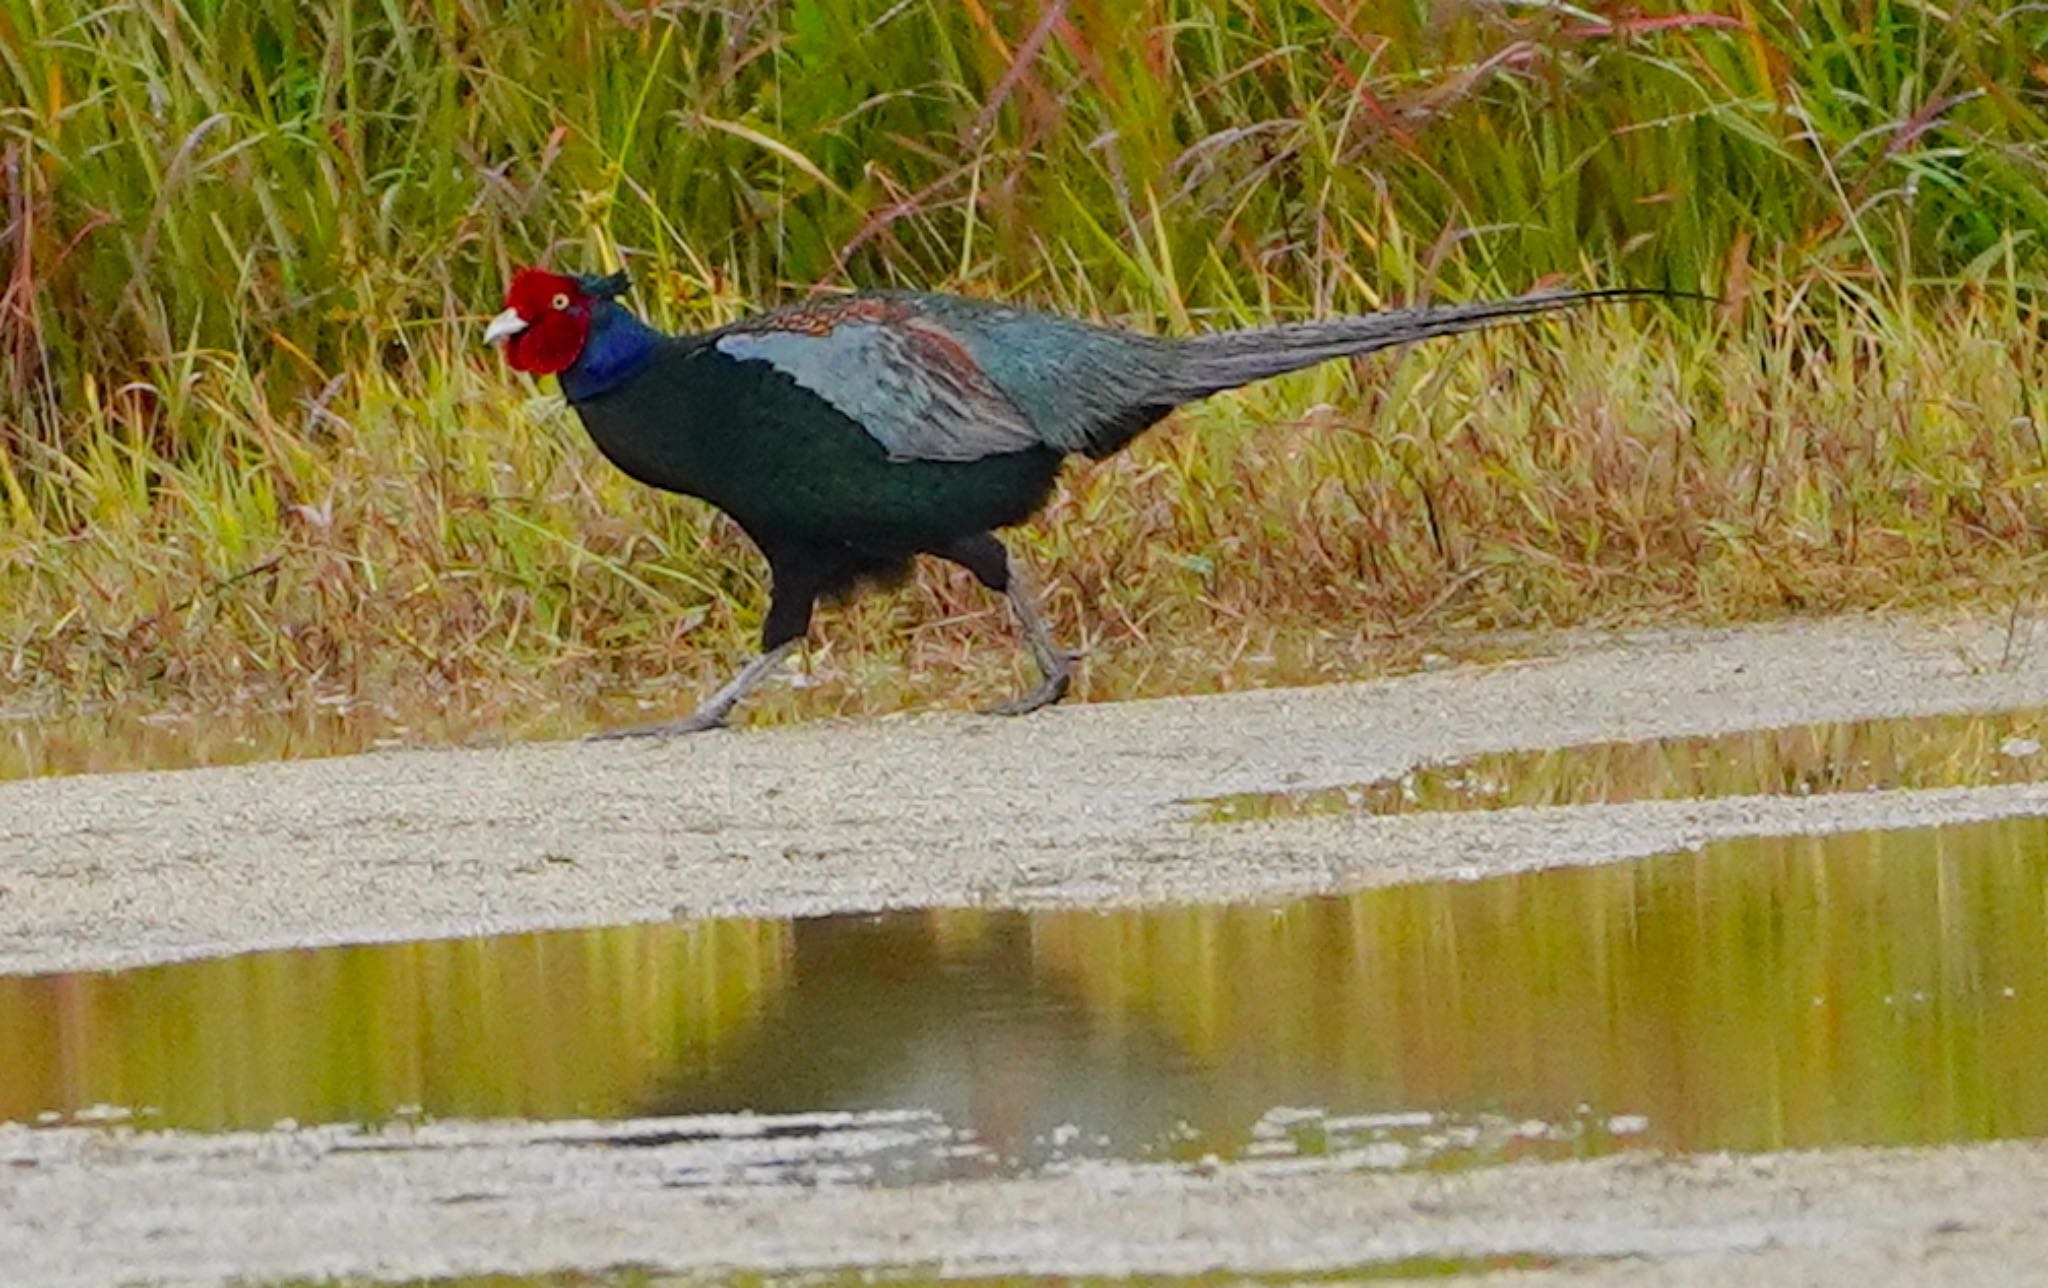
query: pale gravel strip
5 612 2048 974
4 1117 2047 1287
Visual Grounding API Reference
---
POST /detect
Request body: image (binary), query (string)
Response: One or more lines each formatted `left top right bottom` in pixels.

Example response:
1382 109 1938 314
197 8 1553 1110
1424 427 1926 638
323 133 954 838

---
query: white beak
483 308 529 346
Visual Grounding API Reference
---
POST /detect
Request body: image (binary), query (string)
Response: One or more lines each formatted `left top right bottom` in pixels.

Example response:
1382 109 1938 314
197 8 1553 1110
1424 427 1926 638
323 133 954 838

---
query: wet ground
8 615 2048 1284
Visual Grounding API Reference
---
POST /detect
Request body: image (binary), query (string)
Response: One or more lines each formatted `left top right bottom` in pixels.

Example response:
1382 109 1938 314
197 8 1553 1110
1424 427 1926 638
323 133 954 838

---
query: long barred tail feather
1155 287 1696 405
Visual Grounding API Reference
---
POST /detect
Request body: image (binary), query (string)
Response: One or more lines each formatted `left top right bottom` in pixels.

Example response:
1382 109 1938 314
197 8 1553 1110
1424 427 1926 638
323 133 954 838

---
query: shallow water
0 700 573 781
1192 707 2048 819
6 817 2045 1177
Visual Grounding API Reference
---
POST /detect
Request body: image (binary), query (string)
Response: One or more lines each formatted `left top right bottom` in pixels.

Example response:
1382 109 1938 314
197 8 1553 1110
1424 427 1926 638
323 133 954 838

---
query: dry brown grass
4 283 2045 776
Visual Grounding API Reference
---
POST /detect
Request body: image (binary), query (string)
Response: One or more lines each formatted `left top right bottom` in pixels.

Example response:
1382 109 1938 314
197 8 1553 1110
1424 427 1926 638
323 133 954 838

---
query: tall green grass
1 1 2045 751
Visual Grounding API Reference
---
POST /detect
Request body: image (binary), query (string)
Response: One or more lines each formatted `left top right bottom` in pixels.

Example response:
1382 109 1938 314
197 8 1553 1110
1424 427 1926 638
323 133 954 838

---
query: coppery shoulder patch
740 295 914 338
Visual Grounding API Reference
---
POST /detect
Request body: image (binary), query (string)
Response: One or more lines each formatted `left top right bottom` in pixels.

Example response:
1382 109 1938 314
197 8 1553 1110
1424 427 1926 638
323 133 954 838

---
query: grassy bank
2 1 2046 765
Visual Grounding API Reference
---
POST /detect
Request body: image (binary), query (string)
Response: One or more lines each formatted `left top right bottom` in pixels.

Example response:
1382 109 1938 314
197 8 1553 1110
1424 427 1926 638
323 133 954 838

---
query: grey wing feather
714 321 1042 463
910 300 1182 458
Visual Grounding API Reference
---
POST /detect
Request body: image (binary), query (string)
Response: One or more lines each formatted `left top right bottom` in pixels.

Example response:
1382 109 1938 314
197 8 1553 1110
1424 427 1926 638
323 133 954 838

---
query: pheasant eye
551 292 571 311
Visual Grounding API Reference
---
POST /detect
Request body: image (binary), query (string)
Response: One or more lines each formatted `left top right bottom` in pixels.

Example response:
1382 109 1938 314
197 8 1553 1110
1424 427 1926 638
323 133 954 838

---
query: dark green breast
568 340 1063 550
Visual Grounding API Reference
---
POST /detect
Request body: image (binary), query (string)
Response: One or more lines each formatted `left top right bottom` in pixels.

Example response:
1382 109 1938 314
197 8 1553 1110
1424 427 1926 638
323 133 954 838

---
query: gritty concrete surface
4 1115 2047 1287
10 610 2048 1286
5 612 2048 975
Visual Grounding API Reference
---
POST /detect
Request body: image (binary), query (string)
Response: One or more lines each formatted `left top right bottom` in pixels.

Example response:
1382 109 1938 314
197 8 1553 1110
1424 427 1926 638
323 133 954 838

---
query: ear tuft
581 270 632 301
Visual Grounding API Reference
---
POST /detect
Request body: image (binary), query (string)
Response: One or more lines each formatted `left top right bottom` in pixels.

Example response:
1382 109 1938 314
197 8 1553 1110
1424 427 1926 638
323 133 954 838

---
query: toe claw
587 711 728 741
979 671 1071 718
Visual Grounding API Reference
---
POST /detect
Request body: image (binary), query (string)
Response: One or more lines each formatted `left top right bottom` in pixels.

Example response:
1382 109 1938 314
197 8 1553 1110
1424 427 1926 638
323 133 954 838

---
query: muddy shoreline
8 1117 2047 1287
6 614 2048 975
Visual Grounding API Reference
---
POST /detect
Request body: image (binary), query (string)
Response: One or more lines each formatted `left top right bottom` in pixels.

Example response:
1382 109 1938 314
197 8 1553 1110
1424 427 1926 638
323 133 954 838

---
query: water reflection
1193 708 2048 819
0 920 791 1130
4 819 2046 1168
0 701 577 781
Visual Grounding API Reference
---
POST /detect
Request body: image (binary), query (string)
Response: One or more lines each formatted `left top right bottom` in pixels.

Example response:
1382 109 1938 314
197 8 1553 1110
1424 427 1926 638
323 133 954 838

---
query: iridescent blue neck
560 303 665 402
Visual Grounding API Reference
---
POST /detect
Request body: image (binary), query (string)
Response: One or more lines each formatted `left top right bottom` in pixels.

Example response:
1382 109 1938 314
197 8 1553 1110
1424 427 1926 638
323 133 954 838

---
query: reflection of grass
1195 709 2048 820
1029 818 2048 1157
2 4 2046 749
0 920 790 1130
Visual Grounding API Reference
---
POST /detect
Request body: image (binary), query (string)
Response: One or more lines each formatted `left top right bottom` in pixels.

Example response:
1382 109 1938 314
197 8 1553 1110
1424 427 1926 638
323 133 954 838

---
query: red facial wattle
505 309 591 374
493 269 594 376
